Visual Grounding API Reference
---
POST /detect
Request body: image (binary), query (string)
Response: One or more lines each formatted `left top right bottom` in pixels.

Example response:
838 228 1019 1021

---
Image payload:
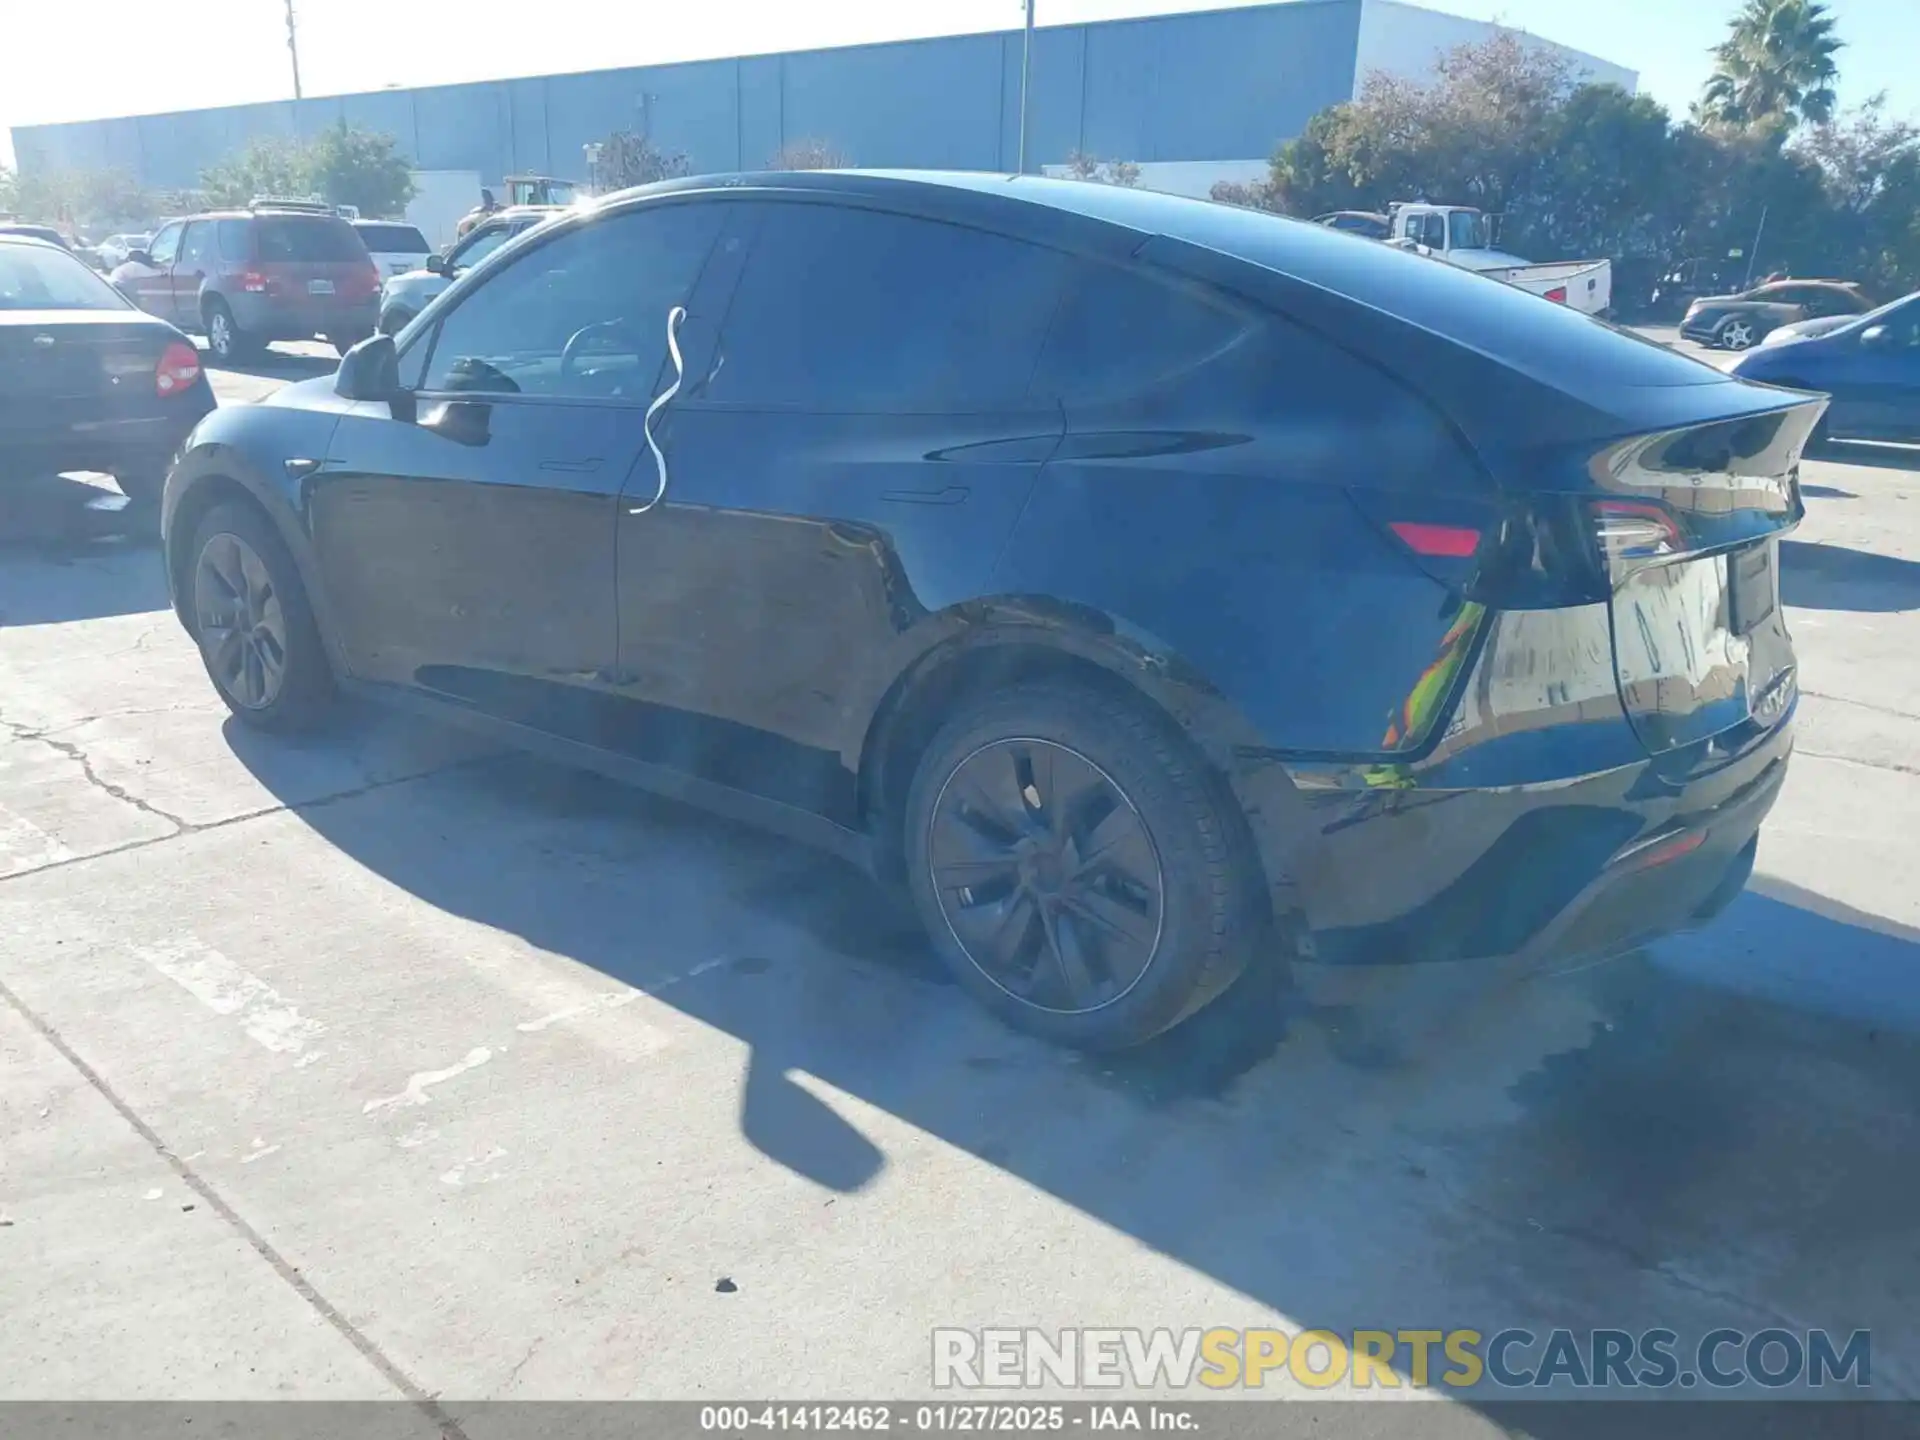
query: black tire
902 680 1269 1050
203 297 255 363
185 500 334 731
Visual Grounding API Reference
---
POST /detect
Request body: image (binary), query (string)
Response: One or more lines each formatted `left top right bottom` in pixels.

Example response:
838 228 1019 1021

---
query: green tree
589 132 690 190
200 126 414 216
309 121 415 217
200 136 317 207
1700 0 1844 131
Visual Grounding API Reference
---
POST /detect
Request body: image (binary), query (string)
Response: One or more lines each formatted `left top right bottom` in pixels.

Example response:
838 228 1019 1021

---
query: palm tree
1700 0 1844 129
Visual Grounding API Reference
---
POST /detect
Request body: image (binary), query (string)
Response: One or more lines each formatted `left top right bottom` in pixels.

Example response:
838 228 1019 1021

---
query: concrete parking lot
3 342 1919 1426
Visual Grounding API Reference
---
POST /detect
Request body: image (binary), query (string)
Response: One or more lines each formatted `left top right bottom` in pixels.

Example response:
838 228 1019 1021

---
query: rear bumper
2 392 213 481
230 293 378 340
1289 710 1793 970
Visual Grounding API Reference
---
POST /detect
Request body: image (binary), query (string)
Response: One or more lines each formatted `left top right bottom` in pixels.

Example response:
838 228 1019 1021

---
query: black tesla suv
158 171 1812 1050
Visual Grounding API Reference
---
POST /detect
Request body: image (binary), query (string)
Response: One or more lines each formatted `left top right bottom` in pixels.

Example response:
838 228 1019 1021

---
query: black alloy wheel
194 530 290 711
927 737 1165 1014
904 680 1267 1049
185 501 333 730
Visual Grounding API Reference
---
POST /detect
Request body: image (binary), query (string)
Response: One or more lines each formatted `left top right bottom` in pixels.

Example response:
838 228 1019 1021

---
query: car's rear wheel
204 298 254 363
186 501 333 730
902 680 1267 1049
1717 317 1758 351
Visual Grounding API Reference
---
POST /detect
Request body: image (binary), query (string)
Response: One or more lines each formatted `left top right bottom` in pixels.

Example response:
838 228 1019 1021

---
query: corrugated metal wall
11 0 1368 191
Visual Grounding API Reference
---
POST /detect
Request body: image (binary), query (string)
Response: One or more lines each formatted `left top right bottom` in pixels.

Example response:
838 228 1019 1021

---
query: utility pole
285 0 304 100
1017 0 1035 174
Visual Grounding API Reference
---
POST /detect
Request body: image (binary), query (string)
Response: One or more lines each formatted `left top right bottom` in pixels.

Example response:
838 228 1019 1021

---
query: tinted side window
1032 263 1251 405
179 222 215 269
216 220 251 261
702 204 1065 412
421 203 721 401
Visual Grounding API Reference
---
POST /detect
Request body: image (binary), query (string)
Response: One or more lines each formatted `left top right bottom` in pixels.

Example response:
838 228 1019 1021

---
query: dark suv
160 173 1811 1050
111 203 380 361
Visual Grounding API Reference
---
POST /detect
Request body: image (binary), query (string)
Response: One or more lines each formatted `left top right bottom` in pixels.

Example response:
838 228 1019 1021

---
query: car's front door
311 201 724 725
1852 302 1920 441
124 220 182 319
612 200 1068 819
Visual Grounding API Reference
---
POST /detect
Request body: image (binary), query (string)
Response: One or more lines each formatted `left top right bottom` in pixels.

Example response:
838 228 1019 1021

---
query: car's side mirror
335 333 402 402
425 252 452 276
1860 324 1890 348
127 250 153 267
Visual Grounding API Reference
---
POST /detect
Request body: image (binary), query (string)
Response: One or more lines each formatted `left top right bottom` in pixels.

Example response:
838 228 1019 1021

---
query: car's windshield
1447 210 1490 250
0 241 128 310
255 216 366 262
450 225 516 268
355 223 429 253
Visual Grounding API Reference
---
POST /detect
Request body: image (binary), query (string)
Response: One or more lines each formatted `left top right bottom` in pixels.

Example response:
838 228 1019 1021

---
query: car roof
0 229 63 248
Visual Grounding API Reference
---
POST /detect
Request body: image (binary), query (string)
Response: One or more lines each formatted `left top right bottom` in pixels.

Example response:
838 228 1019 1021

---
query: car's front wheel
186 501 334 730
903 679 1267 1049
1717 317 1758 351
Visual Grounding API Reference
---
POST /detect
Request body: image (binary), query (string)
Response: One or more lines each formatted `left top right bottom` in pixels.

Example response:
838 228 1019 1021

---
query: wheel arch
852 602 1312 926
164 450 343 670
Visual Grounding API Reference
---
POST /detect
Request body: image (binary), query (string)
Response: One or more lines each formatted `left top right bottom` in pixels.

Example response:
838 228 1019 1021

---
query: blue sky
4 0 1914 169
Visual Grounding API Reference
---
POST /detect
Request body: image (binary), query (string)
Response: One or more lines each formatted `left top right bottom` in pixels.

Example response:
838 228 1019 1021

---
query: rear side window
256 217 366 263
216 220 252 260
1032 263 1252 404
703 203 1066 412
356 224 429 253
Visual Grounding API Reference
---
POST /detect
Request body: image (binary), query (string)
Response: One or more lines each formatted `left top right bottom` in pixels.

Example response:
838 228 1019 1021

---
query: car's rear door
611 199 1067 818
170 220 216 330
312 201 723 721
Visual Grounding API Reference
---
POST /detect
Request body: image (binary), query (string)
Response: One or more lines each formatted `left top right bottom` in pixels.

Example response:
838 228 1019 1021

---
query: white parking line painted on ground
0 801 73 873
361 1047 492 1115
515 988 643 1033
133 938 326 1057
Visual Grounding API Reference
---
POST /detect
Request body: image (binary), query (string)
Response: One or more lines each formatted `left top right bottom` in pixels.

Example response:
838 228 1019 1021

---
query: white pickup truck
1383 203 1613 317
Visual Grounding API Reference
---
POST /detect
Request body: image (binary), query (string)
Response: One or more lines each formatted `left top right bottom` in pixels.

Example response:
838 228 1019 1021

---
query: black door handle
880 485 970 505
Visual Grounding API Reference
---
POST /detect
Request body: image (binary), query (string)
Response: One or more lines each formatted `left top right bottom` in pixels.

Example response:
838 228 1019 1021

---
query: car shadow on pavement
1779 539 1920 613
0 477 167 625
225 723 1920 1406
201 346 338 382
1811 439 1920 472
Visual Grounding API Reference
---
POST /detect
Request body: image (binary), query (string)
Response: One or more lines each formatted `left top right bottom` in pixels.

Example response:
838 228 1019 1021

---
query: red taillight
156 340 201 397
240 269 269 293
1388 521 1482 558
1544 286 1568 304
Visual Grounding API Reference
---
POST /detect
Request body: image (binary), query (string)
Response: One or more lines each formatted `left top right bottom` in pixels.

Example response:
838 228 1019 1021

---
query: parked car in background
0 223 70 250
1679 279 1872 351
1648 257 1739 321
377 204 559 333
1 232 213 508
1383 203 1612 314
160 171 1810 1050
1730 290 1920 442
96 233 151 270
111 202 380 362
1313 211 1391 239
353 220 433 283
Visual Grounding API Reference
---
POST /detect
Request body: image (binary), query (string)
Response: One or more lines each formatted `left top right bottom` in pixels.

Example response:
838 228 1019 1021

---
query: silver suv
376 205 560 333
